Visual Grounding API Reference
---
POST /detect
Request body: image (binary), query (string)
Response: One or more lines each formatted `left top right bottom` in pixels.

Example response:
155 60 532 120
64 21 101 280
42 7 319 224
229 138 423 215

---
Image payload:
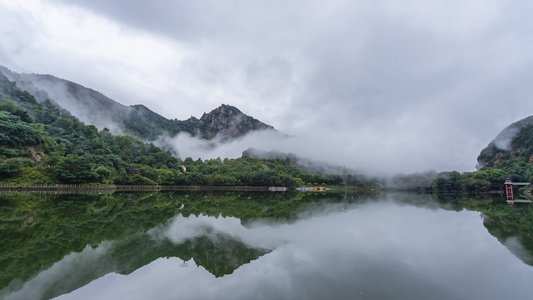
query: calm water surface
1 191 532 299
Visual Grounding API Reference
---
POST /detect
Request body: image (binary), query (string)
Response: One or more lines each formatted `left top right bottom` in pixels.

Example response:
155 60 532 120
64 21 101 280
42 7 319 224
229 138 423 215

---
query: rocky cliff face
190 104 275 140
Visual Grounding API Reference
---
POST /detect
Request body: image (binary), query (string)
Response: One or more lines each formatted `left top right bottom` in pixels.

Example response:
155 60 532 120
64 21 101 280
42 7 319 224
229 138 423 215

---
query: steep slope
0 66 193 139
0 66 279 141
0 72 180 184
476 115 533 183
477 116 533 168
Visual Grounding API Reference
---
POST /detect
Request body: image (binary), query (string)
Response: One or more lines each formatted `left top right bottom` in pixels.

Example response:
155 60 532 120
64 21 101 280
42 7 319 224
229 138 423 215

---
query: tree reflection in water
1 190 532 300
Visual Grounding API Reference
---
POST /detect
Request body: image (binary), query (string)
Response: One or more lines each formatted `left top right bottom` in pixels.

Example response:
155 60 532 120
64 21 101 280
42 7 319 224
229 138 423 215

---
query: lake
1 190 532 299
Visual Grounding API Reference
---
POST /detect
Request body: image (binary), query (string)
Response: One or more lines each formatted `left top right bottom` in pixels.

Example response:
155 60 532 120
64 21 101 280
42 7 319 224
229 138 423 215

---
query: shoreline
0 184 377 193
1 184 509 195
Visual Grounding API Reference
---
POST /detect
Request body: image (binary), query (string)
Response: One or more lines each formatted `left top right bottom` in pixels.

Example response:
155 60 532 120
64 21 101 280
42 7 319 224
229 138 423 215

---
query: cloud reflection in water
8 200 533 300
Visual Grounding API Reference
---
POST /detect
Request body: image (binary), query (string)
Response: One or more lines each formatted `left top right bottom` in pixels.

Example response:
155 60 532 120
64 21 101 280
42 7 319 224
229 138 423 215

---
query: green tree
0 111 42 146
55 154 96 184
94 166 111 183
0 99 34 123
156 169 175 185
0 158 23 178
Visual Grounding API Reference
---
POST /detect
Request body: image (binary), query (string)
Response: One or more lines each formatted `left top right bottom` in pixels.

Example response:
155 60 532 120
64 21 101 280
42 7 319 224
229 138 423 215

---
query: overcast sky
1 0 533 174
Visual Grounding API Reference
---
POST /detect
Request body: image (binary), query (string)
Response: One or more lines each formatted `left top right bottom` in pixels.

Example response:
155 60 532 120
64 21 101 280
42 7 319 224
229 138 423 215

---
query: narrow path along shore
0 184 377 193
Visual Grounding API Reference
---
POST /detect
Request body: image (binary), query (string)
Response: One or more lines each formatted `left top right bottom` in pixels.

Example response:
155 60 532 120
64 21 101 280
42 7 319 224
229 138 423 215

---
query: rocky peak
195 104 275 140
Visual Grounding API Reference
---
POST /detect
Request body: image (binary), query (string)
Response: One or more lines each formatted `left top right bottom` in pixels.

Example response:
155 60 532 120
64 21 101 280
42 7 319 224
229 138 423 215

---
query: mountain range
0 65 278 142
4 64 533 179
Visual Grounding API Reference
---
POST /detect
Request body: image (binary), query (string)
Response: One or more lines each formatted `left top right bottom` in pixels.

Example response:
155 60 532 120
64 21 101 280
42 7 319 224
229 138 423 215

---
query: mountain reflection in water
1 191 533 300
5 218 270 300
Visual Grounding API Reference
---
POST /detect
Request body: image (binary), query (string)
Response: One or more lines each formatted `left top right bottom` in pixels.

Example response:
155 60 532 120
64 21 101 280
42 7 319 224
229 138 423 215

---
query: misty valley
1 190 533 300
3 52 533 300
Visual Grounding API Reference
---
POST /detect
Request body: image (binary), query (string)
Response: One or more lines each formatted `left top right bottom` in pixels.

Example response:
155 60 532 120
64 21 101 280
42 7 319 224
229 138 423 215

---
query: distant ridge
0 65 280 142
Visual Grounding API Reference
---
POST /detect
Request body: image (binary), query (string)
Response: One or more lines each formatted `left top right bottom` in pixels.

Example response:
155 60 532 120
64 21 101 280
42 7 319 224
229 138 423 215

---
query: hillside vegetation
0 73 368 187
477 116 533 183
0 73 180 185
0 66 278 142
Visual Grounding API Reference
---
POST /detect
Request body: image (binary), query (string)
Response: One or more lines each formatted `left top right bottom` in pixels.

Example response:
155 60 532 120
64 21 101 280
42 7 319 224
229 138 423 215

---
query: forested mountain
0 71 370 186
0 65 279 141
0 71 180 184
477 115 533 182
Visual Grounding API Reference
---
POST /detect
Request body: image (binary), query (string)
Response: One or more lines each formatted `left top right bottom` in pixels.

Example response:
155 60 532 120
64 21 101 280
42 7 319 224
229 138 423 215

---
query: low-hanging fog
2 0 533 174
160 126 467 175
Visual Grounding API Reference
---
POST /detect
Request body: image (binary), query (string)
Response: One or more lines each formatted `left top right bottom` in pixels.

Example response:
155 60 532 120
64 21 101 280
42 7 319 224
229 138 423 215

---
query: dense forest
0 73 370 187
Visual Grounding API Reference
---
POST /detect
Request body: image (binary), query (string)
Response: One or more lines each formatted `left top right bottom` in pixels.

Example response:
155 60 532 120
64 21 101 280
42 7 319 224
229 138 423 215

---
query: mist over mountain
0 71 346 187
242 148 354 175
477 115 533 169
242 148 379 185
183 104 276 143
0 66 280 144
